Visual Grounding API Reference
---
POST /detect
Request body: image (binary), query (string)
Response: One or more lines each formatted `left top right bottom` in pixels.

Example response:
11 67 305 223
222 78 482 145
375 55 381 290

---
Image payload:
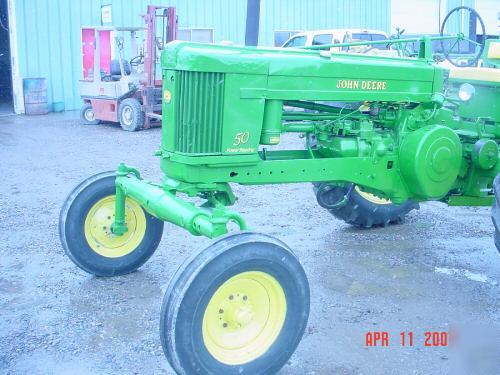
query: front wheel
160 232 310 374
314 183 419 228
59 171 164 276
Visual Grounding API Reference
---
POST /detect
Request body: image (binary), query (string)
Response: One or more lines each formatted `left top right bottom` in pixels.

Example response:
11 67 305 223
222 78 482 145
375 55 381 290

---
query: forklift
79 6 177 131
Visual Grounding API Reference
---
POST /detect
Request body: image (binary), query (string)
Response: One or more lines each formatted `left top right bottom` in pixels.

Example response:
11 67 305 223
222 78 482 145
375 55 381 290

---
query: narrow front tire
160 232 310 374
59 172 164 276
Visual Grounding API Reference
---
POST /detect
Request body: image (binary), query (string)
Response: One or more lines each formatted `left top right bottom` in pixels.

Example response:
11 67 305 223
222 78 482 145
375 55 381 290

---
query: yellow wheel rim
84 196 146 258
355 186 392 205
202 271 287 365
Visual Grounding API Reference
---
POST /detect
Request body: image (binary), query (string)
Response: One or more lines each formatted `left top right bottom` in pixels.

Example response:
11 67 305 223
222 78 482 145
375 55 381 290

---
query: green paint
447 195 494 206
111 36 499 239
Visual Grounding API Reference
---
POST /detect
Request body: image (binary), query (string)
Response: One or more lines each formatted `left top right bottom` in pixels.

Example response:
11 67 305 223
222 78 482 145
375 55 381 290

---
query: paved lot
1 113 499 375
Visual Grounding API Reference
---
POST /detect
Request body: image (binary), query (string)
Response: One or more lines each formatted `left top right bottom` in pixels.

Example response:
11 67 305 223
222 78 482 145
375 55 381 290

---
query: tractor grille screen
174 71 225 154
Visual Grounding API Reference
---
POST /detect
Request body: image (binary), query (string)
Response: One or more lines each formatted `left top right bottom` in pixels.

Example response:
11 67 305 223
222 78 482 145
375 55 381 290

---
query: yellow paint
269 136 281 144
358 103 371 112
355 185 391 205
233 131 250 146
487 41 500 59
225 147 256 153
449 68 500 83
84 196 146 258
163 90 172 103
202 271 286 365
336 79 387 90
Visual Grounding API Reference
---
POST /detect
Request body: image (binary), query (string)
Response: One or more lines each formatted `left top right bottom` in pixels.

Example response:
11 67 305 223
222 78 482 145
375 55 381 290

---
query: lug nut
219 309 224 314
222 323 228 328
242 296 247 301
229 295 234 300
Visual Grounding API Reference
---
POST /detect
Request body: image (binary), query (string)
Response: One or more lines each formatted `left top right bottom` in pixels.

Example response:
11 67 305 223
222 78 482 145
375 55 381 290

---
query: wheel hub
84 196 146 257
202 271 286 365
218 293 254 329
85 108 95 121
122 106 133 126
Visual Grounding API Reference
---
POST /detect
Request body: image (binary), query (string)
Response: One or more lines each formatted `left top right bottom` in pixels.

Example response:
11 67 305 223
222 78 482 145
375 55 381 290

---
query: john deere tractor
60 33 500 373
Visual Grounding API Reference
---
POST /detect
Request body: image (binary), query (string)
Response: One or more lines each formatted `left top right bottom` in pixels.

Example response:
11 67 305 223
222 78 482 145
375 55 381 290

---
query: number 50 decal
233 132 250 146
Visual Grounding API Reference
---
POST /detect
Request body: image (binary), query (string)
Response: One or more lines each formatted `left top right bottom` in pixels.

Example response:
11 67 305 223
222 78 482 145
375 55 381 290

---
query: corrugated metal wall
260 0 390 46
447 0 475 12
443 0 477 34
11 0 390 112
11 0 247 112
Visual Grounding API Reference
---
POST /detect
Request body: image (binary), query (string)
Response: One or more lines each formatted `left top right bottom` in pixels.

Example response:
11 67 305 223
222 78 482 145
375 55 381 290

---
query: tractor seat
486 40 500 59
110 59 131 77
449 67 500 84
482 39 500 69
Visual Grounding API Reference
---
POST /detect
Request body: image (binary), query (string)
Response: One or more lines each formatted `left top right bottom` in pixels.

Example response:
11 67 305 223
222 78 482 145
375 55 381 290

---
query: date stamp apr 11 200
365 331 452 347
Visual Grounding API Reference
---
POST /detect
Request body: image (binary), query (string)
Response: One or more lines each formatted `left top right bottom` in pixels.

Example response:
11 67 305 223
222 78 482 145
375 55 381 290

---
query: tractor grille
174 71 225 154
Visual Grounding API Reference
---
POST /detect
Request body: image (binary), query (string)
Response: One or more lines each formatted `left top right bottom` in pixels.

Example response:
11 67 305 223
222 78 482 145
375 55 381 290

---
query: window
351 33 372 42
177 28 214 43
312 34 333 46
344 32 389 50
275 31 300 47
282 35 307 48
370 33 388 50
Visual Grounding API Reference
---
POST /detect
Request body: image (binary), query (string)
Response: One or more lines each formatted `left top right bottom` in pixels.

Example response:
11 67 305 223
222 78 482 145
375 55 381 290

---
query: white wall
391 0 443 34
475 0 500 35
7 0 23 113
391 0 499 36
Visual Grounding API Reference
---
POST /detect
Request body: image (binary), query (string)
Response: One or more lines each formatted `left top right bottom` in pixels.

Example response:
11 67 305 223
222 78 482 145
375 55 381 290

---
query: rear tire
59 171 164 276
314 183 418 228
160 232 310 374
491 174 500 253
80 103 100 125
119 98 144 131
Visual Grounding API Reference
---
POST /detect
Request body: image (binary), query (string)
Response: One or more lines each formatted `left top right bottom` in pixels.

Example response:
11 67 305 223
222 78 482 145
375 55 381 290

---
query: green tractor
60 33 499 373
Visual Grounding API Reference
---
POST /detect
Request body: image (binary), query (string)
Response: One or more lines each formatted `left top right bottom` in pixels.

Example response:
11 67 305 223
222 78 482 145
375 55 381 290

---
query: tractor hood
162 41 440 86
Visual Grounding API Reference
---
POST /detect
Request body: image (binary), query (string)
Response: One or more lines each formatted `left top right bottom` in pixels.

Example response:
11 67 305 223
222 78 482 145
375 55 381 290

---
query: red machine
79 6 177 131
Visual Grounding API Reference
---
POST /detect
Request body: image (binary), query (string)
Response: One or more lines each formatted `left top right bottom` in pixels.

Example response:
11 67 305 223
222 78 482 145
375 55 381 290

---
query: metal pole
468 12 477 53
144 5 155 87
245 0 260 46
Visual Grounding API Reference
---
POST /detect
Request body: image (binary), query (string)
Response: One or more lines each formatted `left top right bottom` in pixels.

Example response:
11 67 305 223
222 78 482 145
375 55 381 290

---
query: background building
0 0 498 114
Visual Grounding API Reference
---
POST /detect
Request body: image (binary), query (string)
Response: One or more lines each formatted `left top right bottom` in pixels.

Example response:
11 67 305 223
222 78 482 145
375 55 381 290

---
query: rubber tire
59 171 164 276
118 98 144 131
491 174 500 253
80 103 100 125
160 232 310 375
314 183 419 228
494 232 500 253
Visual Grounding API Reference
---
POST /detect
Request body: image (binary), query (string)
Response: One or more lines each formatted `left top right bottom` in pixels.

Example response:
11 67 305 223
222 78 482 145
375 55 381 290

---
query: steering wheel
130 54 144 67
440 6 485 67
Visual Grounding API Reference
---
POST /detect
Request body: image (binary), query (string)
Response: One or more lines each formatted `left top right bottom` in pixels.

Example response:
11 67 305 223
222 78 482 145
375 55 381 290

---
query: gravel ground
0 112 499 375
